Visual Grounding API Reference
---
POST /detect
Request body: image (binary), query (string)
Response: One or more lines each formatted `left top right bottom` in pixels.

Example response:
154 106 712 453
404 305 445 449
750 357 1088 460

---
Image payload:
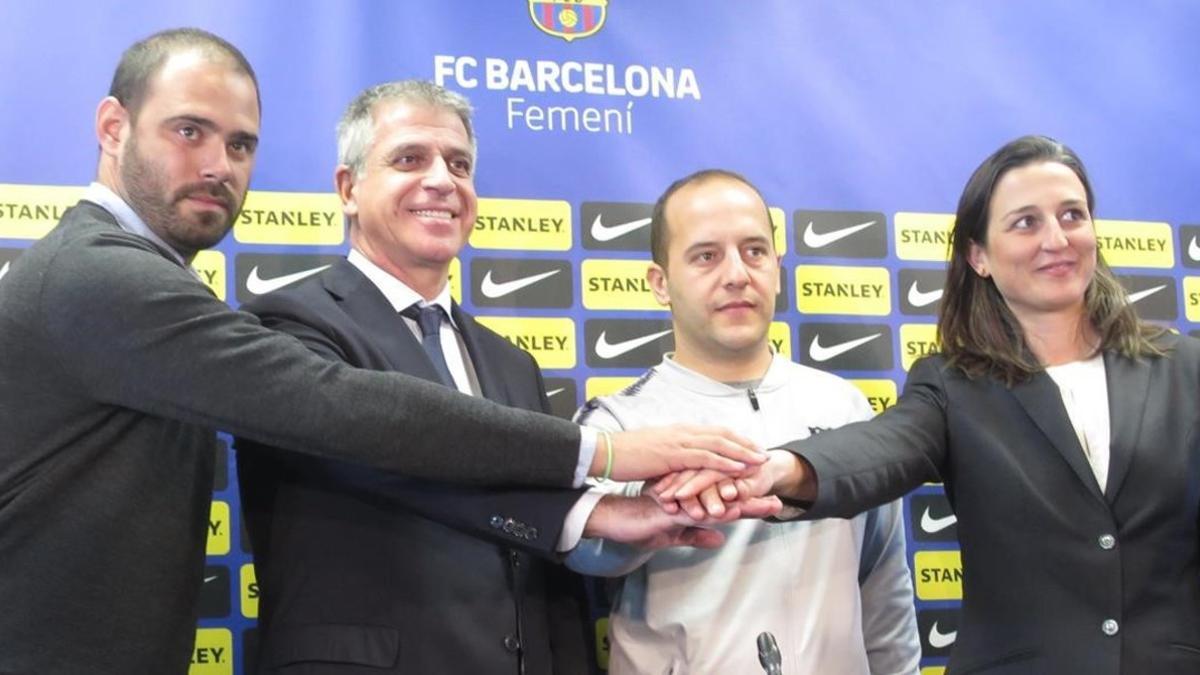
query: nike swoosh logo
594 329 673 360
480 268 561 298
928 621 957 648
545 388 565 398
0 261 9 281
591 214 652 242
928 621 957 649
245 264 331 295
802 219 877 249
808 333 881 362
203 575 219 584
1126 284 1166 304
920 507 957 533
907 281 943 308
1189 236 1200 262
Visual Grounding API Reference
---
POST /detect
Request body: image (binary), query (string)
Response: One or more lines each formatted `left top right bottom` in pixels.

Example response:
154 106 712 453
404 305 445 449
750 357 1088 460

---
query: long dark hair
936 135 1166 384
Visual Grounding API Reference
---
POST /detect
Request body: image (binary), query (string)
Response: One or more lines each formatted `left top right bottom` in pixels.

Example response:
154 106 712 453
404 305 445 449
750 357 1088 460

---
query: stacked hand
583 426 817 550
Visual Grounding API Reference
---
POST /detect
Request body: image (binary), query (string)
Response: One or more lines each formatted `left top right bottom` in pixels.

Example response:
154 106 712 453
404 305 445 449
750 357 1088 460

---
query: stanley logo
895 212 955 262
191 627 232 674
472 257 573 308
233 190 343 246
796 322 894 371
206 500 230 556
914 550 963 601
191 250 227 301
1184 277 1200 323
582 259 657 310
240 564 259 619
768 321 792 358
473 197 571 251
0 183 83 239
900 323 940 371
234 253 343 304
793 210 887 258
899 268 946 316
911 492 958 542
917 608 961 657
1117 274 1177 321
581 202 653 251
543 377 579 419
585 319 674 368
529 0 608 42
197 565 230 618
795 265 891 315
1179 225 1200 270
849 378 897 414
475 316 576 369
1094 219 1173 268
585 376 639 401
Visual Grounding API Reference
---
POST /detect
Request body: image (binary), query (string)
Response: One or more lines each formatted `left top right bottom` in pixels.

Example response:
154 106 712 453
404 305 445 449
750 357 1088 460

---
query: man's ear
647 263 671 306
95 96 129 159
334 165 358 220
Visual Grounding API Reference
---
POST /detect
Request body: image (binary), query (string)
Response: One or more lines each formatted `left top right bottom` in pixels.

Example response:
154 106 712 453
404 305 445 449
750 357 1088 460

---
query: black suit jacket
0 203 583 674
236 259 593 674
784 335 1200 674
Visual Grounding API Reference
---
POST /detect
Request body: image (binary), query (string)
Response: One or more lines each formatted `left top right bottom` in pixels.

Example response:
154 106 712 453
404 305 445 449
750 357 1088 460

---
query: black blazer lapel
452 303 506 402
322 260 444 384
1010 371 1106 502
1102 350 1150 503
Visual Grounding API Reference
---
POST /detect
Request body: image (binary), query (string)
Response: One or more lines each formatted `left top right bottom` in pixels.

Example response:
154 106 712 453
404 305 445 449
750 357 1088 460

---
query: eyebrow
166 115 259 146
999 198 1086 221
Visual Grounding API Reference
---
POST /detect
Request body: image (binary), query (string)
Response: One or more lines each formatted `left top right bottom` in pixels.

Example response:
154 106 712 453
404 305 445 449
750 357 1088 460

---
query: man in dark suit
0 30 766 675
235 81 775 674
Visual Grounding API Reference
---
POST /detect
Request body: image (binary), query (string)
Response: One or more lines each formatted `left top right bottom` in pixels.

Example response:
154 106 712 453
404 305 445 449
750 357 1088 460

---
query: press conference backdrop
2 2 1198 673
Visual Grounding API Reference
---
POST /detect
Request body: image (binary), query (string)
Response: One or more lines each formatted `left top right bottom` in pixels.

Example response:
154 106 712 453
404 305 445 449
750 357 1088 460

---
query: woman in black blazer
663 135 1200 674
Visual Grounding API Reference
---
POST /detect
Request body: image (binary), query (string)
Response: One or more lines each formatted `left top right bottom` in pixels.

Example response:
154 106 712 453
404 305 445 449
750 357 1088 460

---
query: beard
120 134 244 257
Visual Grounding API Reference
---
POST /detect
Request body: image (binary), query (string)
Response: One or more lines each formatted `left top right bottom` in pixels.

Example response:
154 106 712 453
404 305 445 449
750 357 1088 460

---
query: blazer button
503 518 516 533
527 527 539 540
490 516 504 529
503 634 521 652
1102 619 1119 636
1098 534 1116 550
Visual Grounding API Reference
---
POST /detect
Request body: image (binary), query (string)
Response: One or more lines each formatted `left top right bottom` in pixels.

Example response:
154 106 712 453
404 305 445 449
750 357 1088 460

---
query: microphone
757 631 782 675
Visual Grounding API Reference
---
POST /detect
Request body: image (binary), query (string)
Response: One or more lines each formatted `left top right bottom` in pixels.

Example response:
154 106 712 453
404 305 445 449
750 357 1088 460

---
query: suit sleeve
780 356 947 519
38 232 581 487
235 305 588 559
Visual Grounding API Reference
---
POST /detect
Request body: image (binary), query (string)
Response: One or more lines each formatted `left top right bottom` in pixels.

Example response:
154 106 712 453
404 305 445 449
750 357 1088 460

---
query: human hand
653 450 806 518
594 424 766 482
581 492 782 550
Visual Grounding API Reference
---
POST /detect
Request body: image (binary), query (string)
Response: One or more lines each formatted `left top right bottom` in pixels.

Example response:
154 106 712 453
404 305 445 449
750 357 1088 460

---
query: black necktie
402 303 457 389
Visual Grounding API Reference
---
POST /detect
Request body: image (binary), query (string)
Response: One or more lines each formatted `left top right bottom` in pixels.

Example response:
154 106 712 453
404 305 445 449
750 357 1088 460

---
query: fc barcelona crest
529 0 608 42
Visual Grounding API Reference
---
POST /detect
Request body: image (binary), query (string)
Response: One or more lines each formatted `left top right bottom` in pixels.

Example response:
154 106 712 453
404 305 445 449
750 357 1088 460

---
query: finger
698 485 726 518
668 468 732 501
678 495 707 521
656 469 700 501
681 429 763 468
718 479 738 502
685 426 762 455
658 499 681 515
734 496 783 519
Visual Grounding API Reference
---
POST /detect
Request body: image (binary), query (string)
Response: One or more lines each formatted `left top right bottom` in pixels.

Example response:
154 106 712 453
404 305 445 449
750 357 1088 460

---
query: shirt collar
82 182 191 268
346 248 457 329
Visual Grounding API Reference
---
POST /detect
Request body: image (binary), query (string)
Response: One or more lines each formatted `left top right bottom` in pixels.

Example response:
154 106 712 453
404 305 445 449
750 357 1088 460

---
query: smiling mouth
411 209 456 220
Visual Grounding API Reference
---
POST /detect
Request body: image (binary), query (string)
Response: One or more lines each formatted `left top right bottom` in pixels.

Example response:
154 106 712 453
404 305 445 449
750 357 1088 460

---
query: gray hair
336 80 476 177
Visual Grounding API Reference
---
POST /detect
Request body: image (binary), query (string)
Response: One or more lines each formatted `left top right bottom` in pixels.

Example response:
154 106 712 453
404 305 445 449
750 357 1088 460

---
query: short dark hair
649 169 772 267
938 135 1166 384
108 28 260 119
